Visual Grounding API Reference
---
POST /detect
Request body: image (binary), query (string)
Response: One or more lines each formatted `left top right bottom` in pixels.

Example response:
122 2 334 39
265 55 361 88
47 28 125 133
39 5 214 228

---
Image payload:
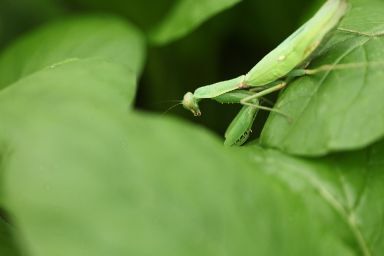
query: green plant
0 0 383 255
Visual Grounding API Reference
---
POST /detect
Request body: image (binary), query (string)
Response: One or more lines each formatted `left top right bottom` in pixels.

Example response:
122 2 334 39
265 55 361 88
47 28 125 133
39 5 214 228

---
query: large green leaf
3 59 383 254
150 0 242 45
0 74 355 255
260 0 384 155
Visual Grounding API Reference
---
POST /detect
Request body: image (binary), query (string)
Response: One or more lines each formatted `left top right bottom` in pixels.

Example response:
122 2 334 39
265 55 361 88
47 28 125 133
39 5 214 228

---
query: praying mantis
182 0 350 146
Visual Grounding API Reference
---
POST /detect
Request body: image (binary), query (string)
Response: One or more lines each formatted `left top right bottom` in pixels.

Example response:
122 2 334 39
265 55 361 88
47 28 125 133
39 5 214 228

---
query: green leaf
243 140 384 255
260 0 384 156
4 65 381 254
0 83 355 255
0 16 145 97
150 0 242 45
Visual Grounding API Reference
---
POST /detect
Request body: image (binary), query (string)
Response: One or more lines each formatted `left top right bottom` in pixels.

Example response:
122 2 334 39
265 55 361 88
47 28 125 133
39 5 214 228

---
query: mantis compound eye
182 92 201 116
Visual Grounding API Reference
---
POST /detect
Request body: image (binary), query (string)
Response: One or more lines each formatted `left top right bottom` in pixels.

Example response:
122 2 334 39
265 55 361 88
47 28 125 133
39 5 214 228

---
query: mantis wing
224 105 259 146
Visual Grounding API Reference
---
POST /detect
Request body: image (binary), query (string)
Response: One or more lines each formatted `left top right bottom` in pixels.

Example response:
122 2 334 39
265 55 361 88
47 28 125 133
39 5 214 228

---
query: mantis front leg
213 91 260 146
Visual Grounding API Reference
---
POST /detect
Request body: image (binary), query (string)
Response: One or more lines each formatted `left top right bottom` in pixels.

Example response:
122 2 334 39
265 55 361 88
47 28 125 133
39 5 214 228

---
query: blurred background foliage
0 0 320 136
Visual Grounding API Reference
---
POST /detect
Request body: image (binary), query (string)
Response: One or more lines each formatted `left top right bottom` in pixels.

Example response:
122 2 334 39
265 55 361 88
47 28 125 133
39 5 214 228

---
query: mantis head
182 92 201 116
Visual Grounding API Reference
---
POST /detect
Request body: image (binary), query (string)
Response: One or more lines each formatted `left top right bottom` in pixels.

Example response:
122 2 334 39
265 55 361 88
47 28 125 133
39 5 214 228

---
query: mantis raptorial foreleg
224 105 258 146
212 91 260 146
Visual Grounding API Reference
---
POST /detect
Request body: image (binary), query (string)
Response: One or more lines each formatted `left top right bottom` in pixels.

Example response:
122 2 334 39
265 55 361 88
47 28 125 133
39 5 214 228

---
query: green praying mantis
182 0 351 146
